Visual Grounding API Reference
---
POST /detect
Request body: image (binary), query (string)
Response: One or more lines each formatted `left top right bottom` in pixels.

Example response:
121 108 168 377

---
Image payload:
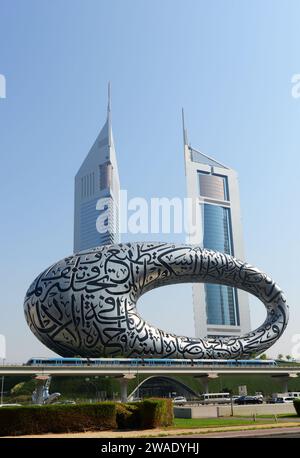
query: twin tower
73 86 251 340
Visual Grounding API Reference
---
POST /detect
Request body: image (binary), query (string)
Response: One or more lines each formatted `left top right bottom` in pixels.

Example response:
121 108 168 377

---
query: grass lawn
171 417 275 429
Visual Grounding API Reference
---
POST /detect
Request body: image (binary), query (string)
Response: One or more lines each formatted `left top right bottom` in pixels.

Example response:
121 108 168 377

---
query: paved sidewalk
173 426 300 438
5 421 300 438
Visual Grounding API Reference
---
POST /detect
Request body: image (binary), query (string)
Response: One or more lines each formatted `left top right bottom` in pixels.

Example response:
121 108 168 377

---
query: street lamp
230 393 234 416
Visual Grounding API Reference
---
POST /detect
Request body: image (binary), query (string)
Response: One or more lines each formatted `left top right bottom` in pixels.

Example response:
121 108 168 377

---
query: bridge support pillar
194 373 219 394
271 373 298 394
115 374 136 402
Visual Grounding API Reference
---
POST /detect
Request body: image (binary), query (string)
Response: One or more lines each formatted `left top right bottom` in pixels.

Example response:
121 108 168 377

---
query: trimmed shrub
0 399 173 436
293 399 300 416
0 402 116 436
116 403 141 429
117 398 174 429
139 398 173 429
116 399 173 430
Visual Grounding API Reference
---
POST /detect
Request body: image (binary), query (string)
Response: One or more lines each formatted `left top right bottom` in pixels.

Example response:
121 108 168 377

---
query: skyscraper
74 85 120 253
183 111 251 338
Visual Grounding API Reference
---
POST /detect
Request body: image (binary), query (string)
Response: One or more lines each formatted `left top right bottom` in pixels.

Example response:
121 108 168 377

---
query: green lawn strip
170 417 274 429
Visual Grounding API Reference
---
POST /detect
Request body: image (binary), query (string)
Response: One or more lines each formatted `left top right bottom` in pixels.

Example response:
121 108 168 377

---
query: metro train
25 357 278 367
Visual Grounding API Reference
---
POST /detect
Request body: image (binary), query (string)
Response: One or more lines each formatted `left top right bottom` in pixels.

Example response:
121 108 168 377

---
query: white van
200 393 231 404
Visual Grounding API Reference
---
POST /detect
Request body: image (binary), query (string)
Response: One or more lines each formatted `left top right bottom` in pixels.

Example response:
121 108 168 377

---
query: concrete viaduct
0 364 298 402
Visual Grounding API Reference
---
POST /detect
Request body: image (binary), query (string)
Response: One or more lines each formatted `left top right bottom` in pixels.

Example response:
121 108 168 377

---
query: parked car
235 396 263 405
274 397 295 404
172 396 187 405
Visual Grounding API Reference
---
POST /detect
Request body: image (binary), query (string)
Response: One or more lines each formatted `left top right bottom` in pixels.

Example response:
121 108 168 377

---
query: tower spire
182 107 188 147
108 81 111 115
107 82 112 147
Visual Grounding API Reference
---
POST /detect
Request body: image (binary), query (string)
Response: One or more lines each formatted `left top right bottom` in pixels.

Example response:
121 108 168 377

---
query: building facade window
81 172 95 199
201 203 239 326
198 172 229 201
201 204 233 254
99 162 113 191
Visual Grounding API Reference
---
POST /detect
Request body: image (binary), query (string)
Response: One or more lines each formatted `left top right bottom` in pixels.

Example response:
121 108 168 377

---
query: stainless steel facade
24 242 288 359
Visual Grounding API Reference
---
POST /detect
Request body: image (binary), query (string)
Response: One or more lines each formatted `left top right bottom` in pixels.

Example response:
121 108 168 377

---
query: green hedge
116 399 173 430
294 399 300 416
0 402 117 436
116 403 141 429
0 399 173 436
139 398 173 429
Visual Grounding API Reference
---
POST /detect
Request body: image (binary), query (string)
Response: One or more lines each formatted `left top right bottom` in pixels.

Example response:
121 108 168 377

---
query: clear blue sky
0 0 299 362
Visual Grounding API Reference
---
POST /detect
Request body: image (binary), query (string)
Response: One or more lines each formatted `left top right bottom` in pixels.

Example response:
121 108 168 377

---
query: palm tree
278 354 283 361
286 355 292 361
